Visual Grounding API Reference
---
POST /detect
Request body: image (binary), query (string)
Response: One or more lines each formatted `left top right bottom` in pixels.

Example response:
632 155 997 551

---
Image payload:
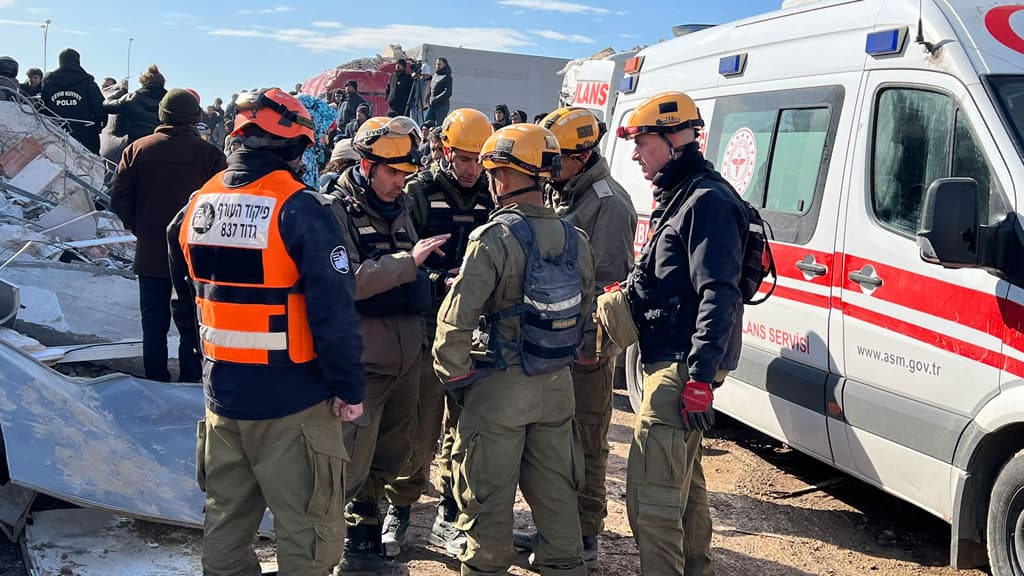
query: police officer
320 115 450 570
514 107 637 563
615 91 748 575
167 87 365 576
385 108 493 557
434 123 595 576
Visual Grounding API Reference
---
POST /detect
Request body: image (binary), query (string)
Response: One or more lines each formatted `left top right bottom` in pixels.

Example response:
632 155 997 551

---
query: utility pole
127 37 134 82
41 19 51 71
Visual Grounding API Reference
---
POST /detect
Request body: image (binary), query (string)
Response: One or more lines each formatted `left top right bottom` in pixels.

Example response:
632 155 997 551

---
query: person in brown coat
110 88 226 382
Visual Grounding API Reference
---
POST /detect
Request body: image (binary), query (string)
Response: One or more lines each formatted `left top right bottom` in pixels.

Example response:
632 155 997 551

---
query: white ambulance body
605 1 1024 572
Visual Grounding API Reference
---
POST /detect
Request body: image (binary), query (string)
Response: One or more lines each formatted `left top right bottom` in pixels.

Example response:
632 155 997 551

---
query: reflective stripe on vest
420 186 492 271
179 169 316 366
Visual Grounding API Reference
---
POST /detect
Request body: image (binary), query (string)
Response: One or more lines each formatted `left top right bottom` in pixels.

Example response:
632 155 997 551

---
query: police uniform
321 165 424 536
387 163 493 513
168 147 364 575
433 203 595 576
546 153 636 540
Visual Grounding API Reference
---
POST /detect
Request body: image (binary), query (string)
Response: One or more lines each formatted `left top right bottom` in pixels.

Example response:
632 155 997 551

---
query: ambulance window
714 109 777 204
952 110 1005 223
872 89 952 236
704 85 844 245
765 108 830 214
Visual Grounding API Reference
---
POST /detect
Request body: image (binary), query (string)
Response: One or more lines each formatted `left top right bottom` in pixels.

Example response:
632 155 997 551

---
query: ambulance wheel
987 451 1024 576
625 344 643 414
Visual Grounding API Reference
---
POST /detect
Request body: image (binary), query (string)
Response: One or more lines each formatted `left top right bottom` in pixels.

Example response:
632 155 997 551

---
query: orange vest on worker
178 170 316 366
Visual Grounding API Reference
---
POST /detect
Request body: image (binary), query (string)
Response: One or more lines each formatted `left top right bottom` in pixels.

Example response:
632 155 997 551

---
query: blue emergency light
865 27 908 56
620 75 638 94
718 53 747 77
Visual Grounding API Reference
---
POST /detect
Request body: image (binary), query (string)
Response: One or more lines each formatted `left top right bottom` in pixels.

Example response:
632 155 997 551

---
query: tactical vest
338 193 430 317
483 212 583 376
179 170 315 366
417 171 493 272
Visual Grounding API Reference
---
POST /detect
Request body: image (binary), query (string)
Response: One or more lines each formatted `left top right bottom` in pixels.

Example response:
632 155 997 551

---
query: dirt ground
1 388 992 576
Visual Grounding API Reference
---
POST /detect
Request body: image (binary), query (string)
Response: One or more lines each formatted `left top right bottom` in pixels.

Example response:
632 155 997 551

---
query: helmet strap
360 158 376 187
495 182 540 208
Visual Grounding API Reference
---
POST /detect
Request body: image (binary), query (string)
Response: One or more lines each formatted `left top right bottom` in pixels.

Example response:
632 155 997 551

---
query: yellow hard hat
354 115 422 173
480 124 562 179
541 107 606 154
441 108 493 154
617 91 703 140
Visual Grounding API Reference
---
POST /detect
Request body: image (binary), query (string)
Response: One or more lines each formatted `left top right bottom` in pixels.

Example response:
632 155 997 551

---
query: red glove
680 380 715 431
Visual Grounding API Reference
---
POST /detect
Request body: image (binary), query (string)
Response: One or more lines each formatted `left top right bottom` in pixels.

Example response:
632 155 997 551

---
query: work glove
680 380 714 431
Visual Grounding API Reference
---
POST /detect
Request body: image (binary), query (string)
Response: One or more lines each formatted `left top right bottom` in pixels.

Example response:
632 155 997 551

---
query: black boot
428 497 466 557
335 501 382 573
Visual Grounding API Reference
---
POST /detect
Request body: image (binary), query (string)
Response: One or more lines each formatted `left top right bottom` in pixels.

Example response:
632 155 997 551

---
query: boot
428 498 466 557
512 528 538 551
336 502 382 573
583 535 599 563
380 504 411 558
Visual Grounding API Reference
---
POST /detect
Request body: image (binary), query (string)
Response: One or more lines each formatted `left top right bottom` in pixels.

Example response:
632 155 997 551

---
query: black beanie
0 57 17 79
159 88 203 125
58 48 80 68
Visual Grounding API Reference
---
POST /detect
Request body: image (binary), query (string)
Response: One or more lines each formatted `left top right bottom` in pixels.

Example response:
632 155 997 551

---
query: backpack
484 212 583 375
699 172 777 305
649 172 776 306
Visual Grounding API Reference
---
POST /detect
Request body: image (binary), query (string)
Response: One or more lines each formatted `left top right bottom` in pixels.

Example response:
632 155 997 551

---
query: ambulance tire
987 451 1024 576
625 344 643 414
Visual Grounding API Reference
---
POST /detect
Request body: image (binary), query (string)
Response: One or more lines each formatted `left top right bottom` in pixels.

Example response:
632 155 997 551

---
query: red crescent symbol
986 5 1024 54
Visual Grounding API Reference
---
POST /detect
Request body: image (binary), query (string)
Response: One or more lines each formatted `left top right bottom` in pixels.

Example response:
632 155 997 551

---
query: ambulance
604 0 1024 573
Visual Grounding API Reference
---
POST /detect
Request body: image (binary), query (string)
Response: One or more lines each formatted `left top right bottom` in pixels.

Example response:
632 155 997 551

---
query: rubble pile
0 98 134 273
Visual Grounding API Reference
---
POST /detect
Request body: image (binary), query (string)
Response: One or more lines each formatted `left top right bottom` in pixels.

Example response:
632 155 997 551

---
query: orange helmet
480 124 562 179
616 91 703 140
231 88 315 145
541 107 606 154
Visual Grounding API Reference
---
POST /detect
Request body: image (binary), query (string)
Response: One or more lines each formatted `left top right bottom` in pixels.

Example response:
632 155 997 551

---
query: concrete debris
21 509 279 576
0 98 135 276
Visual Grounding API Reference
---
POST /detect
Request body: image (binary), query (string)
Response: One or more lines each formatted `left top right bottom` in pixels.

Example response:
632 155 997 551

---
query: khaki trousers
571 358 614 538
343 367 419 526
453 368 587 576
626 362 715 576
386 347 446 507
198 402 347 576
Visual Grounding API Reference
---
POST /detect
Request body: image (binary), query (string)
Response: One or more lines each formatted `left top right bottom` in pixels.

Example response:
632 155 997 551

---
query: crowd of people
1 46 754 576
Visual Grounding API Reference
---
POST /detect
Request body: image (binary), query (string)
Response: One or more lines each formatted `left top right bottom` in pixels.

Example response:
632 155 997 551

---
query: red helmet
231 88 315 145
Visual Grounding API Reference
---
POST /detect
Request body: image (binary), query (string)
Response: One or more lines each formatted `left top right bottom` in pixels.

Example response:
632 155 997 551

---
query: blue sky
1 0 780 105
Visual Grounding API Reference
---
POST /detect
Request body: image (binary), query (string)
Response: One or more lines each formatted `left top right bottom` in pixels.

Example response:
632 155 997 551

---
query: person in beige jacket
321 116 449 572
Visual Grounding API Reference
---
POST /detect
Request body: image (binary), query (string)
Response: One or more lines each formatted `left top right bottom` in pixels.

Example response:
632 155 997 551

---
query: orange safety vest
179 170 316 366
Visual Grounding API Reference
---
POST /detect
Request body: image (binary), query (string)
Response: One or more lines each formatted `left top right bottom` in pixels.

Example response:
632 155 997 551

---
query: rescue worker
614 91 748 575
433 123 595 576
514 107 637 563
167 87 365 576
319 115 450 570
386 108 494 557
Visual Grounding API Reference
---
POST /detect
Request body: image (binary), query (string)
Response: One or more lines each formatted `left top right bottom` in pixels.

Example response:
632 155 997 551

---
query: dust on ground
1 389 991 576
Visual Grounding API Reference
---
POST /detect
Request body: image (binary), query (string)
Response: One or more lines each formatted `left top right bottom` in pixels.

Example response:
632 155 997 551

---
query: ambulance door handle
849 266 883 288
795 256 827 277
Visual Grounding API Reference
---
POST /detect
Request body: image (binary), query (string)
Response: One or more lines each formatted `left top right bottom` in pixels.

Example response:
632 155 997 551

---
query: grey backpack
484 212 583 375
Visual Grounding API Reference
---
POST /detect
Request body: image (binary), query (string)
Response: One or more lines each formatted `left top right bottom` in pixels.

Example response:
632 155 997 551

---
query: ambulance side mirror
917 178 980 268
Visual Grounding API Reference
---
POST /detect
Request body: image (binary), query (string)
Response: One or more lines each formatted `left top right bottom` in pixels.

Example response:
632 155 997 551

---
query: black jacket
338 91 367 126
41 65 106 153
167 149 366 419
627 144 747 382
103 84 167 144
428 65 452 110
19 82 41 97
385 71 413 115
